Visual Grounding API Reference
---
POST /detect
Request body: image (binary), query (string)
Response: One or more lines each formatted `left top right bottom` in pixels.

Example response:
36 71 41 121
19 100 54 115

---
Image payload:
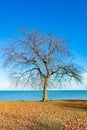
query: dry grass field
0 100 87 130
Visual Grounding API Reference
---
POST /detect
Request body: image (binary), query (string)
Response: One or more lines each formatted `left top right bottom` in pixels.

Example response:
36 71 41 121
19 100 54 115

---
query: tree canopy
1 29 82 101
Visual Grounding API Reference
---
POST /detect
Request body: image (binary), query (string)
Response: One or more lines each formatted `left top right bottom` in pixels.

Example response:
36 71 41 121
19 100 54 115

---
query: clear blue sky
0 0 87 71
0 0 87 89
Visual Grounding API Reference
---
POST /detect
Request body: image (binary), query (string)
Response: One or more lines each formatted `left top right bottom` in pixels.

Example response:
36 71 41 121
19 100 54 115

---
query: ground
0 100 87 130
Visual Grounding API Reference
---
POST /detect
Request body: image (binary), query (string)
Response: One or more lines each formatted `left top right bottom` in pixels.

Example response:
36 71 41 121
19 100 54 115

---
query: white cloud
61 73 87 90
0 72 10 90
0 69 87 90
82 73 87 89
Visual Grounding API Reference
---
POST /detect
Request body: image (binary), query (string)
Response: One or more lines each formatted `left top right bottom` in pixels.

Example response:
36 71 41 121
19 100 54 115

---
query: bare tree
1 29 82 101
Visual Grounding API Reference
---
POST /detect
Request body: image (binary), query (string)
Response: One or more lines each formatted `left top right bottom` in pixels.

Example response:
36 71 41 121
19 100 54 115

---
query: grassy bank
0 100 87 130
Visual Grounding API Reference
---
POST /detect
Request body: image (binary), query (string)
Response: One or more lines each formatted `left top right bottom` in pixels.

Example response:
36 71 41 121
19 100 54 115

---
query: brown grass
0 100 87 130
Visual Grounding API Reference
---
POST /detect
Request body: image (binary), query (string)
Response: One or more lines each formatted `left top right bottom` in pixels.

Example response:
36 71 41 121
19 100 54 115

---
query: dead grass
0 100 87 130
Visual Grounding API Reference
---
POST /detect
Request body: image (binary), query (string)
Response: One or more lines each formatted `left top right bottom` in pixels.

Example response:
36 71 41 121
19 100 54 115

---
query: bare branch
1 29 82 92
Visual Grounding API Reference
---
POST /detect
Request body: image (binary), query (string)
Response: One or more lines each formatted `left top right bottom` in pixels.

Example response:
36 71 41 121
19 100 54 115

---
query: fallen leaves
0 101 86 129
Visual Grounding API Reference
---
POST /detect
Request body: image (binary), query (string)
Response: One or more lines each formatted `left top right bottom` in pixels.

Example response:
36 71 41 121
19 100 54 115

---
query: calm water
0 90 87 101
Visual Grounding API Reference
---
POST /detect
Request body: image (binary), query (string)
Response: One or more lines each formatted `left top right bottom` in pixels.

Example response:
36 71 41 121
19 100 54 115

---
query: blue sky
0 0 87 89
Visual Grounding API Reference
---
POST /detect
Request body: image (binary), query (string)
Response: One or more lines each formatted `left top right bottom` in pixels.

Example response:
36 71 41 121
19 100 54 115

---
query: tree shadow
57 100 87 111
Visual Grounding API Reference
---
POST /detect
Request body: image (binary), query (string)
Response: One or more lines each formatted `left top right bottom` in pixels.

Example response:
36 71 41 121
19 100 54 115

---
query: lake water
0 90 87 101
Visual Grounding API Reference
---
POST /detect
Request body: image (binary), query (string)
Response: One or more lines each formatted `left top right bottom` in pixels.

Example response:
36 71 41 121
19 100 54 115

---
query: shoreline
0 99 86 102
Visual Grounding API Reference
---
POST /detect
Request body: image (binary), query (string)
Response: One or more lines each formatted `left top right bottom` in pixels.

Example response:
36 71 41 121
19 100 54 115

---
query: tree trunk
43 78 49 102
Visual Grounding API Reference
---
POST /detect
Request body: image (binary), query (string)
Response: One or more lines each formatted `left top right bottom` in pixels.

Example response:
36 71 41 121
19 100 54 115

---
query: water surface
0 90 87 101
